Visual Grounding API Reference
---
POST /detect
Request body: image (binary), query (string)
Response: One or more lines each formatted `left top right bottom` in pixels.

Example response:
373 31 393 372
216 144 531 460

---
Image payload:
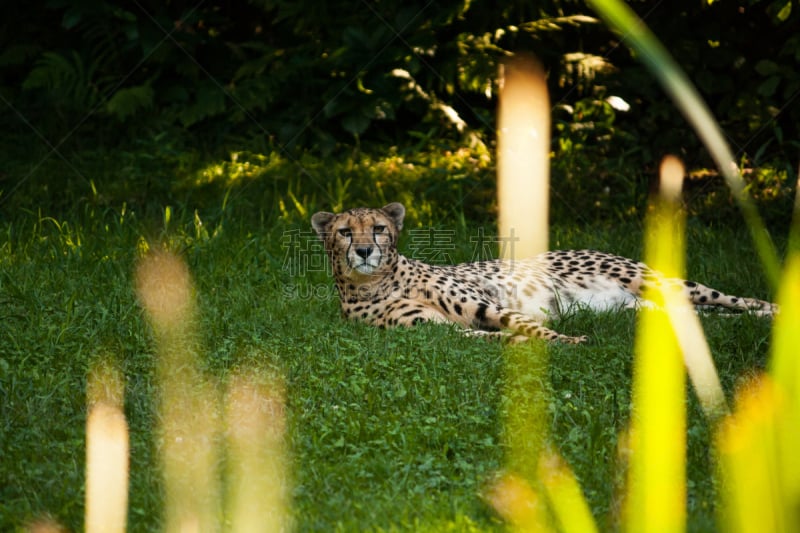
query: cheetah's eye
373 225 387 234
337 228 352 238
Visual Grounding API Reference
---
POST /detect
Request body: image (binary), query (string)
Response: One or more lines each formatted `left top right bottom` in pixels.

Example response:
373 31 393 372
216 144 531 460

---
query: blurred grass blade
664 303 728 420
770 254 800 412
497 53 549 259
25 518 68 533
497 56 550 474
789 173 800 253
769 254 800 520
538 449 599 533
715 377 784 532
225 373 291 533
85 361 128 533
486 474 553 533
626 157 687 532
587 0 780 288
496 56 550 472
135 249 221 532
492 54 555 531
85 403 129 533
658 157 728 420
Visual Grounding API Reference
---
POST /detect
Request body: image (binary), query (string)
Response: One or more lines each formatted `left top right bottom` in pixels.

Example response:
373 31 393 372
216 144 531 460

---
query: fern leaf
22 51 78 91
106 85 155 121
22 50 100 108
0 44 41 67
179 82 227 126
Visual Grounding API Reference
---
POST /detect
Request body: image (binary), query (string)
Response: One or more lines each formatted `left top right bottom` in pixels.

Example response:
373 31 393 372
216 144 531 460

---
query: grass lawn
0 145 777 531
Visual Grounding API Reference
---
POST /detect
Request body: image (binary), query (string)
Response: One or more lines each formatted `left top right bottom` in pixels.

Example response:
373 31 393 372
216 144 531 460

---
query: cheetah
311 202 776 343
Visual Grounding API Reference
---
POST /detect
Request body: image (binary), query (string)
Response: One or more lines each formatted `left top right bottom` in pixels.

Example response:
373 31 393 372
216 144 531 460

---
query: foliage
0 0 795 167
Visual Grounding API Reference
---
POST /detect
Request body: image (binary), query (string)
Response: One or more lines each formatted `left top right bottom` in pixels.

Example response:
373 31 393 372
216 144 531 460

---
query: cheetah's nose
355 246 373 259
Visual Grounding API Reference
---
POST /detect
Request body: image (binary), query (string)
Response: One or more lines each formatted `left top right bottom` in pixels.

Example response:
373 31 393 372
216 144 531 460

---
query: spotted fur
311 202 776 343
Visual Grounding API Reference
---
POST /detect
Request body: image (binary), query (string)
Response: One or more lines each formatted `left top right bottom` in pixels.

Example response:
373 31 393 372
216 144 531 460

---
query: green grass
0 176 776 531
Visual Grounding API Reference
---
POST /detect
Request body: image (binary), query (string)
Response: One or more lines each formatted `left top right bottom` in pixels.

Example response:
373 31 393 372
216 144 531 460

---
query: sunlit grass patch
185 143 496 226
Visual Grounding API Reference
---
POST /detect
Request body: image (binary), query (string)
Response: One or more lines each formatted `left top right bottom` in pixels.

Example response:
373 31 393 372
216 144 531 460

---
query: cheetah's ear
311 211 336 238
381 202 405 231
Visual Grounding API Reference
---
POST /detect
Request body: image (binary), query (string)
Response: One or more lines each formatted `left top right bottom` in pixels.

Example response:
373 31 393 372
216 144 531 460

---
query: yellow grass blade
492 54 598 533
539 449 599 533
492 54 554 531
497 54 549 259
490 56 550 531
135 249 221 533
663 306 727 420
626 157 687 533
771 253 800 417
658 157 728 420
225 373 291 533
714 252 800 532
769 254 800 514
486 473 553 533
716 377 784 532
85 361 129 533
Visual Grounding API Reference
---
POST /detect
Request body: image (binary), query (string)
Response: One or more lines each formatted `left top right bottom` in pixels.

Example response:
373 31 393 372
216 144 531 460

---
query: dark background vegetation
1 0 798 226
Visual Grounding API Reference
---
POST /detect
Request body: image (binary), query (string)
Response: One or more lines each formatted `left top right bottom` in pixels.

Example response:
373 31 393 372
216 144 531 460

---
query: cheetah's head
311 202 405 279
